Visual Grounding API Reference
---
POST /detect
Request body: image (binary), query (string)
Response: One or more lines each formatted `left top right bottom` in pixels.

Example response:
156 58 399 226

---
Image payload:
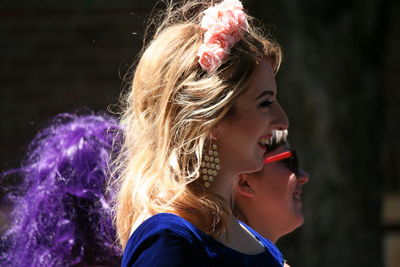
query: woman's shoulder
131 213 205 243
122 214 285 267
122 213 208 267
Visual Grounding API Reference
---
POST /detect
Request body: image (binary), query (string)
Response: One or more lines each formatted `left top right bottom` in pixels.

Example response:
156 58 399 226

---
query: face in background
235 143 309 243
215 57 289 180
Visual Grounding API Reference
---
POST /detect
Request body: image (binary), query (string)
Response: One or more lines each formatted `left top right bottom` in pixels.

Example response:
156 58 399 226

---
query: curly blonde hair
113 0 283 248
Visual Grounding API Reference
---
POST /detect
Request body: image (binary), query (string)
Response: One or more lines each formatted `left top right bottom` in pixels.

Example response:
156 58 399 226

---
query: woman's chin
292 212 305 228
235 160 263 175
245 161 264 174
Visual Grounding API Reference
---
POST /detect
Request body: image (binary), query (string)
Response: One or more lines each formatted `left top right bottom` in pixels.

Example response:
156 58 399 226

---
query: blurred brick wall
381 0 400 192
381 2 400 267
0 0 158 168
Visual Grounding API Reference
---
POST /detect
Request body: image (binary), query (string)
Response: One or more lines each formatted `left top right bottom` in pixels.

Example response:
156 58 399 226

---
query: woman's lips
258 134 272 152
259 143 267 151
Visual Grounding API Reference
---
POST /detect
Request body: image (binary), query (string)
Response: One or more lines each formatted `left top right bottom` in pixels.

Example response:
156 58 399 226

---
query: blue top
122 213 284 267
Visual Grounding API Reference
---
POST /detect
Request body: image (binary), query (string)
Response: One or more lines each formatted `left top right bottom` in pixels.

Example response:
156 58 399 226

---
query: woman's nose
270 102 289 130
297 169 309 185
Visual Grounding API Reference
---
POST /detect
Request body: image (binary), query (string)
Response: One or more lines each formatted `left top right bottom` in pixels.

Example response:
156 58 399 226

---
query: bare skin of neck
210 171 265 255
214 214 265 254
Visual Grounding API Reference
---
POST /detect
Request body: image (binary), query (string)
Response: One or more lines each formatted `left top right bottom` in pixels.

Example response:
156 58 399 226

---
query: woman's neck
209 170 265 254
215 214 265 255
209 169 237 204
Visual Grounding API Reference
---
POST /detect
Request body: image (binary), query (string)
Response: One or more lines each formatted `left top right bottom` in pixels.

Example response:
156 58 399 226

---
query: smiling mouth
258 143 267 152
258 135 272 152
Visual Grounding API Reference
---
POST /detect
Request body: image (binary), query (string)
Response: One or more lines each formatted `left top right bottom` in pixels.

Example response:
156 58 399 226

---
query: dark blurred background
1 0 399 266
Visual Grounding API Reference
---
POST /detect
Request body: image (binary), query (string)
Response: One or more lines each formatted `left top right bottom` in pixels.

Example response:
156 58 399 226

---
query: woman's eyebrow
255 90 274 100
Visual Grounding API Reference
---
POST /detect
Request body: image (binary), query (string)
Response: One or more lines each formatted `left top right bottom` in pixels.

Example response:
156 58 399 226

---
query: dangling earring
201 143 220 188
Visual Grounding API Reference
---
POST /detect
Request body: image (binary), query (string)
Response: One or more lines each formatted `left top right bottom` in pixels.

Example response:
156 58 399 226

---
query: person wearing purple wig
0 112 122 266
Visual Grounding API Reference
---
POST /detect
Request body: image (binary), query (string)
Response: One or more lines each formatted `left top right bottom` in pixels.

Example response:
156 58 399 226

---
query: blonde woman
115 0 289 266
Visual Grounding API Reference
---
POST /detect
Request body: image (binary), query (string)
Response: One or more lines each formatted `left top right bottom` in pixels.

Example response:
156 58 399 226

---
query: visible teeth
259 137 270 145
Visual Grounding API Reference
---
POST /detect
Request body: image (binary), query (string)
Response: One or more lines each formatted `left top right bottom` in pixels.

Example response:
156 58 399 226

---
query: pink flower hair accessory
197 0 249 72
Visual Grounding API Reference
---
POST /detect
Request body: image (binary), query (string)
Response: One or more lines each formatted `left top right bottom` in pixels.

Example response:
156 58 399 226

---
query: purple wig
0 112 122 266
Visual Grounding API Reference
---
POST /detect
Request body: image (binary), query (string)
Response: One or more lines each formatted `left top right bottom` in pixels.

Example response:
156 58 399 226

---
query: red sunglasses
264 150 299 176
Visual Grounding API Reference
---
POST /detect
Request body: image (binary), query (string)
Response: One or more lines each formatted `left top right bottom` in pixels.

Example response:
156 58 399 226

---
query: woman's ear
235 174 256 198
210 126 219 140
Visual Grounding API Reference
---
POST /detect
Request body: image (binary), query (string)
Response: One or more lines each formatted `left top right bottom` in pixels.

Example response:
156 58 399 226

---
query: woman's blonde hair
113 0 283 248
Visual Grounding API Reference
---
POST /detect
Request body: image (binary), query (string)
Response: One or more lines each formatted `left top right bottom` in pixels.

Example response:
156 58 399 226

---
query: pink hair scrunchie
197 0 249 72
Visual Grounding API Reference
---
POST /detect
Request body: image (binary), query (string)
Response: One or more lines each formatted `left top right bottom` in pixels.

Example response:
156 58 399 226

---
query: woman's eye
259 100 274 108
